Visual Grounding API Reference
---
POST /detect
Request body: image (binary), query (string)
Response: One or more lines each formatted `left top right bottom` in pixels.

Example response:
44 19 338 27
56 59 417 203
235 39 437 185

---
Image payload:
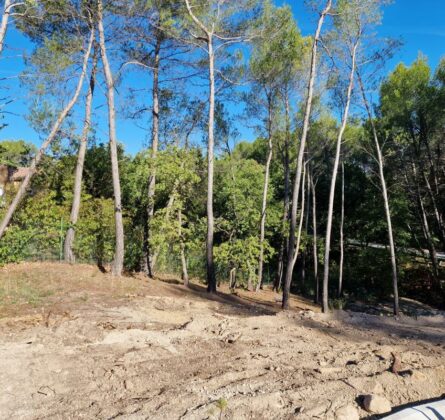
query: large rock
335 404 360 420
362 394 392 414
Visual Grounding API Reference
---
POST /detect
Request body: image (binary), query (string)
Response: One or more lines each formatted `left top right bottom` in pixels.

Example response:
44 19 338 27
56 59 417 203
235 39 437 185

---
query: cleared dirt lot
0 263 444 419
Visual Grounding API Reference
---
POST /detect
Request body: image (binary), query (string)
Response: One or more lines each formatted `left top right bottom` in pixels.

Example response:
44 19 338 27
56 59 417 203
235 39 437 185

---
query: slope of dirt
0 263 444 419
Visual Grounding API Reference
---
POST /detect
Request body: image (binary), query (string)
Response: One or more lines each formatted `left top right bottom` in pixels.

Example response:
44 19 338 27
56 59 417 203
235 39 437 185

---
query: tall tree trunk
310 169 319 303
322 40 359 314
356 70 400 315
338 161 345 297
184 0 216 292
206 37 217 293
292 165 307 268
274 93 291 292
97 0 124 277
0 28 94 240
413 166 440 284
257 95 273 292
64 47 98 264
282 0 332 310
301 165 311 288
0 0 11 56
144 32 162 278
178 209 189 287
422 170 445 248
419 196 440 282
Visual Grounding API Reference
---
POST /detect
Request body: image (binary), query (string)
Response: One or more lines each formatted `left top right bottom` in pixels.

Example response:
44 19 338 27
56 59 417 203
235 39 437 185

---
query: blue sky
0 0 444 155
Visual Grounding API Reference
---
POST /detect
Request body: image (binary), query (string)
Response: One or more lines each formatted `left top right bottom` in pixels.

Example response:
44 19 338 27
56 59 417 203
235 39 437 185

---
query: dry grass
0 262 147 318
0 263 319 321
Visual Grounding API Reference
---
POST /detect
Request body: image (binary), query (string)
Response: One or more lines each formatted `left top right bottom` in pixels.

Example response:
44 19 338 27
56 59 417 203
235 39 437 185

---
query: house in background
0 164 30 190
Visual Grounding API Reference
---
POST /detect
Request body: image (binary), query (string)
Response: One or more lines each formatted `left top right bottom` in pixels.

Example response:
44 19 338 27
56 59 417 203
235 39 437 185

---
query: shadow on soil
155 275 445 347
154 279 277 317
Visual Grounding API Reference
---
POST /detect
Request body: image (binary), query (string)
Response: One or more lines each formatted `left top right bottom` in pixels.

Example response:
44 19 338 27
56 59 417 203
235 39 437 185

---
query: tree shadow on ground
153 276 445 346
153 278 277 317
298 310 445 347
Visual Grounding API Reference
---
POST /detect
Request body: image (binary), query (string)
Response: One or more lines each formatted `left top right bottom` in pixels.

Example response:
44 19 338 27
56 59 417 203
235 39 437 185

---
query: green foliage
1 0 443 312
0 189 115 265
0 140 36 167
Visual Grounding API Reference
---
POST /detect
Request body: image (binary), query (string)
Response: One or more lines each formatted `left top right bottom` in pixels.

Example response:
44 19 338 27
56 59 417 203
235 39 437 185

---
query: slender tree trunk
422 170 445 248
247 263 254 292
64 47 98 264
0 28 94 240
98 0 124 277
206 38 217 293
178 209 189 287
229 268 237 290
257 95 273 292
356 70 399 315
274 93 291 292
338 161 345 297
322 40 359 314
151 181 179 270
419 197 440 281
292 165 307 268
184 0 216 292
0 0 11 56
144 32 162 278
414 168 440 283
282 0 332 310
301 165 311 288
310 169 319 304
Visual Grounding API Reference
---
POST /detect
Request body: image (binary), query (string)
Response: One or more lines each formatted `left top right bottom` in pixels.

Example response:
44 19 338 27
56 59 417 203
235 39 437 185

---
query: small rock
301 310 315 319
371 381 384 395
391 352 402 374
335 404 360 420
362 394 391 414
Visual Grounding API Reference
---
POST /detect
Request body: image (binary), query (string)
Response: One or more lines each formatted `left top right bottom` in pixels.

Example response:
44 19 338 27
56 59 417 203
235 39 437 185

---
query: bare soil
0 263 444 419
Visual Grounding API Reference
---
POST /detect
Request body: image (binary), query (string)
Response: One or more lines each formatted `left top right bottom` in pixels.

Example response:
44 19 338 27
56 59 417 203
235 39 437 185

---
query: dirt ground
0 263 444 419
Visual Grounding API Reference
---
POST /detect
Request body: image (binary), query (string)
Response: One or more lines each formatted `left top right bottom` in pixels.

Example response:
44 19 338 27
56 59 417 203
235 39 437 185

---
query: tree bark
97 0 125 277
322 39 359 314
64 46 98 264
0 28 94 240
184 0 217 293
338 161 345 297
419 195 440 282
282 0 332 310
292 164 307 269
356 70 399 315
229 268 237 290
144 32 162 278
206 38 217 293
301 163 311 287
414 166 440 284
310 169 319 304
0 0 11 56
178 209 189 287
422 170 445 248
257 94 274 292
274 92 291 292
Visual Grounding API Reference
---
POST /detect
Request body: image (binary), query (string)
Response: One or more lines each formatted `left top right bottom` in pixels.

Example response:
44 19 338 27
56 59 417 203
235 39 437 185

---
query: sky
0 0 444 155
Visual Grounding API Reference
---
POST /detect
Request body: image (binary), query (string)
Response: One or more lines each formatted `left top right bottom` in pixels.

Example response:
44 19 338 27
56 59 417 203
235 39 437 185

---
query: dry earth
0 263 444 419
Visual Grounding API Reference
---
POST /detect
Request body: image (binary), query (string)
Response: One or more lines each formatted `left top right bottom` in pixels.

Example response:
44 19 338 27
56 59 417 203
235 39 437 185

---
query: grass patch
0 276 54 308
